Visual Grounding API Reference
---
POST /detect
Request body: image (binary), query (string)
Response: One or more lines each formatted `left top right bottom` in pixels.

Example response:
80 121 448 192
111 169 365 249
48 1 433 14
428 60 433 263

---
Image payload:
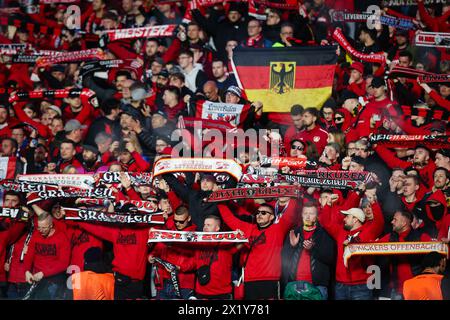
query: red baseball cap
350 61 364 75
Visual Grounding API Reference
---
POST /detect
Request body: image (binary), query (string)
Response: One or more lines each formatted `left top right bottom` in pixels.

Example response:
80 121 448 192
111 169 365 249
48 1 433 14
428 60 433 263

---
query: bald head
37 213 54 237
203 81 219 101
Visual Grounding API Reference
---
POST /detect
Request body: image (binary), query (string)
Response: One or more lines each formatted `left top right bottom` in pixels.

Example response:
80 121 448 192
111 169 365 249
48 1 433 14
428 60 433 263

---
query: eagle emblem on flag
270 62 296 94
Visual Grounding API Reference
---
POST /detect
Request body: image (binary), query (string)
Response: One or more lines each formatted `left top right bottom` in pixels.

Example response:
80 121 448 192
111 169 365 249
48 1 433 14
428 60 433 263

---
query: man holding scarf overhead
217 198 300 300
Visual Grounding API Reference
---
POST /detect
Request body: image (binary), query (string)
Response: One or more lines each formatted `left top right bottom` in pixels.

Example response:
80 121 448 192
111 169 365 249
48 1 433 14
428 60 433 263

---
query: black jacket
281 224 336 290
378 229 425 297
192 8 249 59
163 172 220 230
85 116 121 147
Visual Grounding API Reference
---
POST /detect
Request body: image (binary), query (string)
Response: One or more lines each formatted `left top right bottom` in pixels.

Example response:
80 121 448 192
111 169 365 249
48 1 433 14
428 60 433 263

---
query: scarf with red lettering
194 100 251 127
388 65 449 84
415 31 450 48
105 25 177 41
369 134 450 149
280 170 375 189
148 230 248 243
384 8 419 23
259 156 311 170
63 207 165 225
237 173 279 188
332 28 386 65
153 158 243 180
206 185 302 202
191 0 299 10
343 241 448 267
35 49 106 68
10 88 96 103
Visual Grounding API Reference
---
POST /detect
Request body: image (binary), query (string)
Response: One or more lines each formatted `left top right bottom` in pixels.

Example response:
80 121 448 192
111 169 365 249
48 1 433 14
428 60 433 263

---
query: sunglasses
256 210 272 216
334 117 344 121
291 145 304 151
148 199 158 204
174 217 189 224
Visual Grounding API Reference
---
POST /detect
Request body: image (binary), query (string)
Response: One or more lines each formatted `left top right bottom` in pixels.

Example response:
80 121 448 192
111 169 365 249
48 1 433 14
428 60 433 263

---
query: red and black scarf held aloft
206 185 302 202
369 134 450 149
63 207 165 225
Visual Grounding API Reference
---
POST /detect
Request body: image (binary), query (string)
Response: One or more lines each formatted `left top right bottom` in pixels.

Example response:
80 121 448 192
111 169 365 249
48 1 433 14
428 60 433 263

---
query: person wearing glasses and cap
356 76 396 138
318 183 384 300
217 198 300 300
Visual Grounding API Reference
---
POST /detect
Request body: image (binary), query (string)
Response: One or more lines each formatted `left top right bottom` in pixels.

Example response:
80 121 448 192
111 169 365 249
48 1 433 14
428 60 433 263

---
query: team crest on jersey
270 62 296 94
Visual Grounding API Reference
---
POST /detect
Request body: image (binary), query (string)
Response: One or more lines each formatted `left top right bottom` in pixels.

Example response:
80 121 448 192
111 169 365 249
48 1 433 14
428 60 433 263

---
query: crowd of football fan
0 0 449 300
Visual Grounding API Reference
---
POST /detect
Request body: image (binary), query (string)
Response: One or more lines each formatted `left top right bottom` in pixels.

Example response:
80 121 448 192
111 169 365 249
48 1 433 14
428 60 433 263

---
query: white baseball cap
341 208 365 223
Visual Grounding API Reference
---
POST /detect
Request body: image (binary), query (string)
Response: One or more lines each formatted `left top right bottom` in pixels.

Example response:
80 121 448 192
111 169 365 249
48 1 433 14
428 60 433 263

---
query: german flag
231 46 337 112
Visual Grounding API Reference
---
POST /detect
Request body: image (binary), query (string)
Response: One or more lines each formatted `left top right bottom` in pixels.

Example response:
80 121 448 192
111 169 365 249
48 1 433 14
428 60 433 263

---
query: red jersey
70 227 104 272
217 199 299 282
0 221 26 282
151 224 197 290
7 233 33 284
295 229 314 282
319 202 384 285
72 222 149 280
28 222 71 277
192 244 238 296
295 125 329 155
284 125 302 149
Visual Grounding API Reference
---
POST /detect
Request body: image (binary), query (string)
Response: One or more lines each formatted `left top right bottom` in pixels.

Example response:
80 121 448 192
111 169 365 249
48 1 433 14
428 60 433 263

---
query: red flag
0 157 17 180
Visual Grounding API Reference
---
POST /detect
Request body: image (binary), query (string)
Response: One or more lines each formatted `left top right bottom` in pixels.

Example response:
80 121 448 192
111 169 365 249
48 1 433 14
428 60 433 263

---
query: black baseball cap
82 144 100 155
370 77 386 88
340 90 359 102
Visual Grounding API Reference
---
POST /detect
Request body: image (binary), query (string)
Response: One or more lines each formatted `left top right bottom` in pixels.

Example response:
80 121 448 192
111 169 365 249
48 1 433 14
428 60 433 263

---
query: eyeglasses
148 199 158 204
356 148 368 152
334 117 344 121
256 210 272 216
291 145 304 151
174 217 189 224
37 224 52 231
